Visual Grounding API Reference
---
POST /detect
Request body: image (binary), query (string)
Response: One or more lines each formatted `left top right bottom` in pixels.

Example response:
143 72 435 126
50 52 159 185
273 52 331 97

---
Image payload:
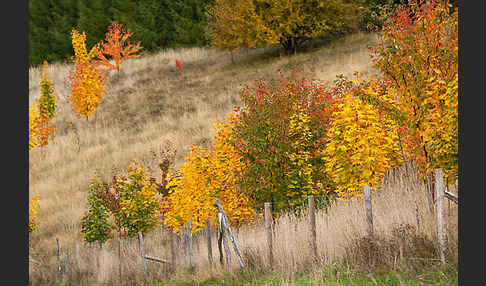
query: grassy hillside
28 32 458 285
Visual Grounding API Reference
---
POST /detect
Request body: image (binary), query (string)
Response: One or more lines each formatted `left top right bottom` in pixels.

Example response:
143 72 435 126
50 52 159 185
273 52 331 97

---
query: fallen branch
29 257 42 265
144 255 171 264
444 190 458 204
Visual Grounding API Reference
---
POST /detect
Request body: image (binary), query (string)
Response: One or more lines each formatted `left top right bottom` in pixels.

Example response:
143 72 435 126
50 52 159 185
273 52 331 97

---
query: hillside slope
29 32 380 267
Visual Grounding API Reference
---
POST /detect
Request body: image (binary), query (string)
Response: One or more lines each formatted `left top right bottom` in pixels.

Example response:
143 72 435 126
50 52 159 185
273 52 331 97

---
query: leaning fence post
364 186 373 238
216 198 245 268
206 219 213 267
138 232 147 277
308 195 317 262
264 202 273 268
220 214 232 267
435 168 446 264
188 219 195 269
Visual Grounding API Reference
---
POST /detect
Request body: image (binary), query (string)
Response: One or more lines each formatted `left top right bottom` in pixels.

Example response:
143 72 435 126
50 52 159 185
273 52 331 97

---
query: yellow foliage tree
206 0 279 51
284 103 321 206
36 61 57 147
68 29 107 120
321 79 403 199
164 113 255 233
207 0 362 54
29 104 40 152
421 73 458 182
29 197 40 234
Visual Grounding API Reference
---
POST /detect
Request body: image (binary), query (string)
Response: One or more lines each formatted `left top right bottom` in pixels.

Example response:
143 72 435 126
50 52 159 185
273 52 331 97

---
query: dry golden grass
29 163 458 285
29 31 456 285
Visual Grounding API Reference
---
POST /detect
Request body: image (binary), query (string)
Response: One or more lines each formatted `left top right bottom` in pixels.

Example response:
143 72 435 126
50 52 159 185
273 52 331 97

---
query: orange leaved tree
94 21 143 74
370 0 458 182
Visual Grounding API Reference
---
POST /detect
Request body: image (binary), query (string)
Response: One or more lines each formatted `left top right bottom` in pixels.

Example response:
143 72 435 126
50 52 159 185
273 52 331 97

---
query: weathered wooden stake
221 216 232 267
169 229 177 267
206 219 213 266
435 168 446 264
138 232 147 277
75 243 81 271
264 202 273 268
415 196 421 234
56 238 62 280
364 186 373 238
180 226 187 262
216 198 245 268
65 246 70 275
188 219 195 269
118 237 122 281
308 195 317 261
426 173 435 213
217 212 224 266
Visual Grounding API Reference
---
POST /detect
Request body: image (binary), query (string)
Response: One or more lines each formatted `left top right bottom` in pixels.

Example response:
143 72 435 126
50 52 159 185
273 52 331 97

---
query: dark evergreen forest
29 0 214 67
29 0 457 68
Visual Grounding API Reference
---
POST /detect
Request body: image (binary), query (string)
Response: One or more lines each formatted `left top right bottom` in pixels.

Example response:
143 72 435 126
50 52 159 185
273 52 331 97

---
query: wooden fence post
75 243 81 272
206 219 213 266
56 238 62 280
308 195 317 262
364 186 373 238
180 226 187 263
426 173 435 213
118 237 122 282
188 219 195 269
138 232 147 277
217 212 224 266
435 168 446 264
216 198 245 268
221 216 232 267
264 202 273 268
169 229 177 267
65 246 70 275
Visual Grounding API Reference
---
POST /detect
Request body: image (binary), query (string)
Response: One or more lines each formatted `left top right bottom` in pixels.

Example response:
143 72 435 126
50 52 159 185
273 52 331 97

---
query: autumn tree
29 197 40 234
207 0 363 54
93 21 143 74
370 0 458 182
29 104 41 152
321 76 403 198
35 61 57 147
206 0 278 51
233 74 344 212
163 113 255 233
81 160 161 244
29 103 42 234
68 29 107 120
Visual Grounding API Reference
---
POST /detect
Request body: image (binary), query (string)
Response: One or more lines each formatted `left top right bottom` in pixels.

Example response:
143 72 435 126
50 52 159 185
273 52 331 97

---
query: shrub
80 160 161 245
233 73 346 212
